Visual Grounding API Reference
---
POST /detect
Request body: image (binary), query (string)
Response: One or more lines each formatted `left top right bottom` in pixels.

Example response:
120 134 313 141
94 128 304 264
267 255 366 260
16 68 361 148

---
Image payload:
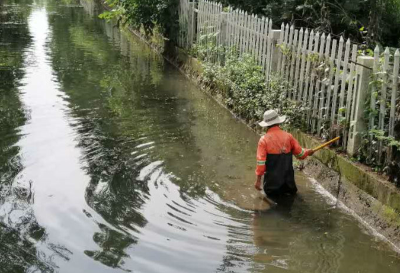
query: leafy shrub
100 0 179 40
199 50 307 129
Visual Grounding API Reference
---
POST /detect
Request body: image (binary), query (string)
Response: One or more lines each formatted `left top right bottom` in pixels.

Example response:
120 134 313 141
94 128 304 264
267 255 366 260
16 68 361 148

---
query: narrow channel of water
0 0 399 272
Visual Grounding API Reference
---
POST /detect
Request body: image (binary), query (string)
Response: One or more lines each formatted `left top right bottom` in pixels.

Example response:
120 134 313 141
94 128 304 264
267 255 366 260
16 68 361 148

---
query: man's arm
290 134 314 160
255 138 267 191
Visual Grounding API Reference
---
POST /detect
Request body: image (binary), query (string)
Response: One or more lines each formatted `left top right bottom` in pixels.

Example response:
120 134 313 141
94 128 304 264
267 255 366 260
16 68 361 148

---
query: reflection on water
0 0 400 272
0 1 60 272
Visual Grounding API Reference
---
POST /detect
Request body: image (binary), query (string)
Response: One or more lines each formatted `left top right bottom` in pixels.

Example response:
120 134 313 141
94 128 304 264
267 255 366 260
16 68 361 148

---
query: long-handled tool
312 136 340 153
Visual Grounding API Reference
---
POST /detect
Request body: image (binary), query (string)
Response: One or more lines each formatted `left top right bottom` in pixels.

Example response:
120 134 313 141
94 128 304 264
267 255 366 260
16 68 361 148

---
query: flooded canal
1 0 400 272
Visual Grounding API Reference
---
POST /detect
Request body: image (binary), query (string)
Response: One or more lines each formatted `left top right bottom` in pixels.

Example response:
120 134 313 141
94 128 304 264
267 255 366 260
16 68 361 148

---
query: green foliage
98 7 124 22
370 129 400 148
217 0 400 48
100 0 179 40
356 129 399 174
197 47 307 128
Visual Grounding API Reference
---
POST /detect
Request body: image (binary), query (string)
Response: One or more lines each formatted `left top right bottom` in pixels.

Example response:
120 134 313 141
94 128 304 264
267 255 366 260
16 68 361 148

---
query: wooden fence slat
325 37 337 124
216 3 220 49
261 17 267 66
246 12 251 55
345 44 358 124
233 9 238 49
196 0 200 44
190 2 195 47
311 32 326 132
178 0 182 47
246 13 251 55
204 0 208 48
390 50 400 137
179 0 181 47
262 17 267 66
217 3 220 57
209 1 214 60
338 38 351 123
247 14 253 54
289 29 298 96
257 18 263 65
230 7 235 49
205 0 210 58
250 15 255 57
317 34 332 135
267 19 273 77
236 10 240 51
236 10 240 54
298 28 309 101
379 47 390 131
277 23 285 75
244 12 249 54
263 17 267 66
226 7 230 47
285 25 295 86
254 17 260 63
185 0 188 48
303 30 315 105
241 12 246 54
213 2 217 51
240 10 245 55
228 9 232 48
258 17 268 67
377 47 390 161
231 7 235 48
242 11 247 55
211 2 215 62
219 4 223 59
253 15 260 57
201 0 205 46
330 36 344 127
187 0 190 47
293 28 304 100
280 24 290 79
370 46 380 131
217 3 221 60
265 18 272 80
251 15 257 57
237 10 241 54
307 32 320 126
280 23 288 77
256 16 260 59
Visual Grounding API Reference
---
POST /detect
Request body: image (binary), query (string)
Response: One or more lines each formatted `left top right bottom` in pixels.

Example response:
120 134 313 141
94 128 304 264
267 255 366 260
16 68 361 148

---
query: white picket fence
178 0 195 49
276 25 359 147
179 0 400 161
225 7 273 72
371 47 400 138
369 47 400 161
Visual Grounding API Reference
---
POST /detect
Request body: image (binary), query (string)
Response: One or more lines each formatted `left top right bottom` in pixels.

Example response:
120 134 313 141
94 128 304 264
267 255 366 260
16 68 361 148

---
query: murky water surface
1 0 400 272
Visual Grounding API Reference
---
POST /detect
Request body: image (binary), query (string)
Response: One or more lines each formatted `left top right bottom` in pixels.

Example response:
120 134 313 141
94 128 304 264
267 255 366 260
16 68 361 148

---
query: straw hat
258 110 287 127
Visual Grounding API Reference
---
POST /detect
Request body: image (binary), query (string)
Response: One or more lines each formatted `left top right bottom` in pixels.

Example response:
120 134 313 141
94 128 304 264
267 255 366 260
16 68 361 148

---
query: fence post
220 12 228 47
270 30 282 74
347 56 374 156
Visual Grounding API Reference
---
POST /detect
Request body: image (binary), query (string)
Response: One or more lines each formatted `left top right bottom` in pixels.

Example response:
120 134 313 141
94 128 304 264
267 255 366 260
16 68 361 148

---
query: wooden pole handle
312 137 341 152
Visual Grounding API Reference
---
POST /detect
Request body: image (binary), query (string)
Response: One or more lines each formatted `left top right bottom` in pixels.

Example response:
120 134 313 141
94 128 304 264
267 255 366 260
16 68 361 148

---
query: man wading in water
254 110 314 202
